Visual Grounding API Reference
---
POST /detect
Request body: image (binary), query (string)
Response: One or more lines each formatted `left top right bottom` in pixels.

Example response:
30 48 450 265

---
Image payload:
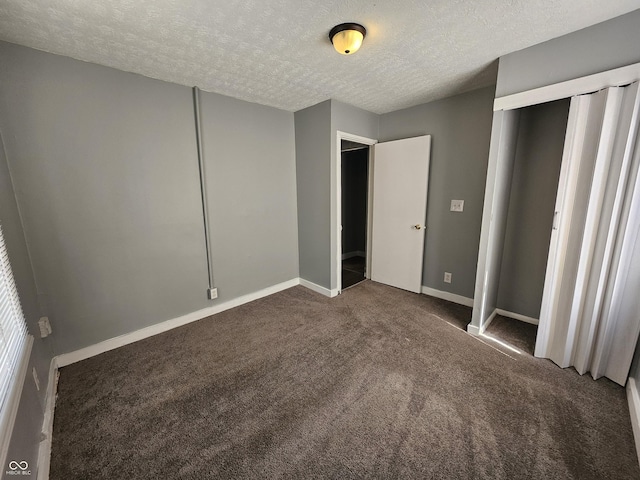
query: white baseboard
495 309 539 326
420 286 474 307
627 378 640 466
483 309 499 333
299 278 338 298
342 251 366 260
467 309 498 336
37 358 59 480
466 324 481 336
470 308 539 338
56 278 301 367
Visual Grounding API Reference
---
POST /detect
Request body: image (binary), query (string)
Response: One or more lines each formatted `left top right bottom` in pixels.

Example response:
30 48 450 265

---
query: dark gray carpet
50 281 639 479
485 314 538 355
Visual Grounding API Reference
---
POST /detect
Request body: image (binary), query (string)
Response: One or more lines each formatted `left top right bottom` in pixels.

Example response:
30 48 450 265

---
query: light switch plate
450 200 464 212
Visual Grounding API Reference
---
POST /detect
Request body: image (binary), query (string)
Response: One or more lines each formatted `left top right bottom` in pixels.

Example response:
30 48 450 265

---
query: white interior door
370 135 431 293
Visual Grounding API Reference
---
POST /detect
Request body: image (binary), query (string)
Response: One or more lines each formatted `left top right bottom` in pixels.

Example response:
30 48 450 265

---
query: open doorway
336 131 377 294
341 140 369 289
335 132 430 294
477 81 640 385
483 98 570 355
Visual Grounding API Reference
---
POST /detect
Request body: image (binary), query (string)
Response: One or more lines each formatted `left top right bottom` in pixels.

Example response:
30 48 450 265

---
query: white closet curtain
536 82 640 385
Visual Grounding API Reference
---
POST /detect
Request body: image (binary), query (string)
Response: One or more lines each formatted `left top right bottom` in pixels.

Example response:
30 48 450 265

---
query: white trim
495 309 539 326
342 251 366 260
299 278 338 298
56 278 300 367
627 378 640 466
336 131 377 295
468 310 497 336
494 62 640 112
341 146 368 152
366 150 374 280
420 286 474 307
0 336 34 473
469 308 538 336
336 132 378 147
466 324 481 336
36 358 59 480
483 309 498 333
470 110 521 333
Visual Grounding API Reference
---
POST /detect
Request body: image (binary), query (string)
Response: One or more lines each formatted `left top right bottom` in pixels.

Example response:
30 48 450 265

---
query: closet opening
475 66 640 385
486 98 571 354
341 140 370 290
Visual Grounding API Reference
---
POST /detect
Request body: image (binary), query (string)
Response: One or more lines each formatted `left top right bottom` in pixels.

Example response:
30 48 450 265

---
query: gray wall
294 100 332 288
330 100 379 290
1 132 53 479
331 100 380 140
297 91 493 297
378 87 495 298
341 148 368 255
294 99 379 291
199 91 299 300
497 9 640 97
0 41 299 356
497 100 569 318
0 41 207 354
2 378 43 480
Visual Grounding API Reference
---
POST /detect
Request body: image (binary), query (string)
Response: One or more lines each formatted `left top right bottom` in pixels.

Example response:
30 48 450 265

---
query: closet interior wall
496 99 570 320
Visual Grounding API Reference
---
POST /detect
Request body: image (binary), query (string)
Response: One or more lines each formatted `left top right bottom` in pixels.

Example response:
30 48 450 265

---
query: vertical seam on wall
0 130 45 307
193 87 215 290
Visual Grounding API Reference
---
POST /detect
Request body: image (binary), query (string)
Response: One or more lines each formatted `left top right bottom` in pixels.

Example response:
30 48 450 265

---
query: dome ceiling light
329 23 367 55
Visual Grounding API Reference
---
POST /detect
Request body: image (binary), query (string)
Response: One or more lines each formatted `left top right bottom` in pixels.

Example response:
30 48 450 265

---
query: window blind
0 224 29 442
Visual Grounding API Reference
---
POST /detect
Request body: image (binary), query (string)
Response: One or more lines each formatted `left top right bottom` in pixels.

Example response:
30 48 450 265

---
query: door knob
412 224 422 230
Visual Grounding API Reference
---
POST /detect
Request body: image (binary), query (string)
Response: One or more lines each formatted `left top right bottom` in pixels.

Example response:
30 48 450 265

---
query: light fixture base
329 23 367 55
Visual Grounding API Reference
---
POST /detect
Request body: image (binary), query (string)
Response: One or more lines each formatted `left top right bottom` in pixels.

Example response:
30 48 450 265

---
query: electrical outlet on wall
450 200 464 212
444 272 452 283
38 317 52 338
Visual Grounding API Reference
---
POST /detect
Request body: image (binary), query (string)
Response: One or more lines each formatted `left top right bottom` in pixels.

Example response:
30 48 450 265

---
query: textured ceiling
0 1 638 114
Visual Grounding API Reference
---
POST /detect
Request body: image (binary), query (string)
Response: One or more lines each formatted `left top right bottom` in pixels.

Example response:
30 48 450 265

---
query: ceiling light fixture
329 23 366 55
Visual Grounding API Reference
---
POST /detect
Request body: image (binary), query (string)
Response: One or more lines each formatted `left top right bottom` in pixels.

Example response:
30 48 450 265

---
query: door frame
335 131 377 294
